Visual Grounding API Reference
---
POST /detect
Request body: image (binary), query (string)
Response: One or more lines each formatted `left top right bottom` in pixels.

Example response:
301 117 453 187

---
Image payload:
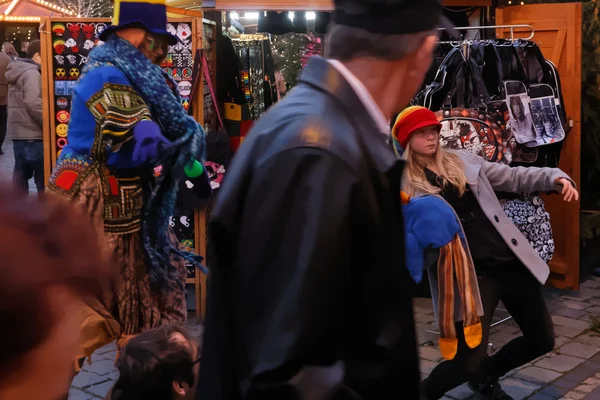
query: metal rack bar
439 23 535 41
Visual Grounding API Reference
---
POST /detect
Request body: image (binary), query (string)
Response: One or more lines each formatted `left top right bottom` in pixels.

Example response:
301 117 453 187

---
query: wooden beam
208 0 490 10
166 5 203 17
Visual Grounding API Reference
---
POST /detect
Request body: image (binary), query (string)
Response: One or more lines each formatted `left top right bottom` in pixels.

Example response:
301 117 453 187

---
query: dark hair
0 185 113 381
509 96 526 122
324 23 435 62
111 324 198 400
27 39 41 59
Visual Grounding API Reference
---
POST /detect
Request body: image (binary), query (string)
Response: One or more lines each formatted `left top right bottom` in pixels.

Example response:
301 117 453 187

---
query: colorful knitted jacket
48 35 206 291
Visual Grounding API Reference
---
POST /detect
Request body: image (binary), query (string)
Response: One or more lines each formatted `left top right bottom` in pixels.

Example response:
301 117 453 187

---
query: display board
161 21 198 281
50 20 108 161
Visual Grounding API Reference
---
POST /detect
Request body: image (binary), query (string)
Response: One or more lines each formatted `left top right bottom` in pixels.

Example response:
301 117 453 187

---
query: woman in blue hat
47 0 208 372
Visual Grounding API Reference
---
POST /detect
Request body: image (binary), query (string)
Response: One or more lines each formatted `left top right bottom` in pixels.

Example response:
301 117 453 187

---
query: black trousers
423 261 555 400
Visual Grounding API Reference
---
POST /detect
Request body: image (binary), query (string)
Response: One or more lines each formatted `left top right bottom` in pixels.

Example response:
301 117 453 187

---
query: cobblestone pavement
0 140 39 193
68 277 600 399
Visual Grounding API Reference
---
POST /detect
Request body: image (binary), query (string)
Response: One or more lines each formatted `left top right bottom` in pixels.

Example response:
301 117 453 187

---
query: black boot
468 377 513 400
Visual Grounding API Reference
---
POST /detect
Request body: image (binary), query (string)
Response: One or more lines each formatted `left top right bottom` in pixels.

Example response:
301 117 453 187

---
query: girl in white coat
394 106 578 400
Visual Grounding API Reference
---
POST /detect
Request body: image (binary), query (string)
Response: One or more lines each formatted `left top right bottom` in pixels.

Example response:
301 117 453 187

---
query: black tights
423 262 555 400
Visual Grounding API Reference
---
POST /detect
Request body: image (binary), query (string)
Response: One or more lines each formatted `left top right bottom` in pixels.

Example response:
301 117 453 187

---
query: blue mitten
131 120 171 166
403 196 462 283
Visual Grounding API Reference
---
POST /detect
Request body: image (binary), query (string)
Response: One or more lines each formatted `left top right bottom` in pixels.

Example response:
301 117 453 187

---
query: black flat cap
333 0 459 38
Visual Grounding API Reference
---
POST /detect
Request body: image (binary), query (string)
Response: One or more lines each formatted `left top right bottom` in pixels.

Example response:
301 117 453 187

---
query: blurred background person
5 39 44 194
106 324 200 400
2 42 19 60
0 42 10 155
0 185 113 400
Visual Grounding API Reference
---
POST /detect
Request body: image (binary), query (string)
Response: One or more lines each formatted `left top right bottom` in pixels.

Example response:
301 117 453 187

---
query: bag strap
201 50 225 129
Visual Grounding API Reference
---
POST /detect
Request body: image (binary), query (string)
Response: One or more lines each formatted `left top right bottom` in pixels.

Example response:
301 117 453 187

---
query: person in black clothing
196 2 460 399
393 106 578 400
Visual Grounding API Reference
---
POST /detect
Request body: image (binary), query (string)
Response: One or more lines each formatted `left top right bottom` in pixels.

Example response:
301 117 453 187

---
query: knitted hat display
401 193 483 360
99 0 177 45
392 106 441 155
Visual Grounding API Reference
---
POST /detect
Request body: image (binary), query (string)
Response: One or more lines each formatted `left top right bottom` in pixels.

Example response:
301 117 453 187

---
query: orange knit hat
392 106 442 152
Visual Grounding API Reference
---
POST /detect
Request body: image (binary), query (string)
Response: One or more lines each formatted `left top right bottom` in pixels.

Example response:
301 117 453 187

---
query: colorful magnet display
56 124 69 137
57 137 68 148
52 21 109 156
178 81 192 97
56 110 70 124
163 22 196 262
52 23 65 36
56 97 68 109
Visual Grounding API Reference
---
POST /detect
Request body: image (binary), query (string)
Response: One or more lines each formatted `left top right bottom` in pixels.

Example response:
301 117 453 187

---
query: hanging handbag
486 99 538 164
202 51 231 190
526 83 566 147
436 107 509 164
503 80 537 145
502 193 555 263
436 49 512 164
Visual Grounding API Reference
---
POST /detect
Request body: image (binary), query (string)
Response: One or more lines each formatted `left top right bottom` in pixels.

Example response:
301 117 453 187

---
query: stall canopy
0 0 73 21
163 0 491 10
206 0 491 10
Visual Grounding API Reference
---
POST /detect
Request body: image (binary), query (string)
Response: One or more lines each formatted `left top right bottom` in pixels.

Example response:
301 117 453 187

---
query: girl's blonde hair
402 143 468 198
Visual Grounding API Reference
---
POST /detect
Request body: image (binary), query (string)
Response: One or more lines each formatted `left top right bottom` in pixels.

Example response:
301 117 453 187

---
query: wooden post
40 17 53 184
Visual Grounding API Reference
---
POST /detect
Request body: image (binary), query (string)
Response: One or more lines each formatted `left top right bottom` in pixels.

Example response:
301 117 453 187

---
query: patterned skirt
48 169 187 364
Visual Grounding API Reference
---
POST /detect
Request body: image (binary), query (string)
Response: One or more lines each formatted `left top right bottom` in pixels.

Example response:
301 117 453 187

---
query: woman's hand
557 178 579 202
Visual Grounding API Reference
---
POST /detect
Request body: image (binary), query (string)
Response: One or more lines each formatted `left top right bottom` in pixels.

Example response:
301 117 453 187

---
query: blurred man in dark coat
196 1 457 398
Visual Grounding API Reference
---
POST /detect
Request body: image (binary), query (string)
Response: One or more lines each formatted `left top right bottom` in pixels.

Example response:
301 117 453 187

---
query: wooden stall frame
40 15 210 320
207 0 491 10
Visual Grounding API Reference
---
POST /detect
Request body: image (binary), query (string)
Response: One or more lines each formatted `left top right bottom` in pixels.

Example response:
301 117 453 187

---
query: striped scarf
437 234 484 360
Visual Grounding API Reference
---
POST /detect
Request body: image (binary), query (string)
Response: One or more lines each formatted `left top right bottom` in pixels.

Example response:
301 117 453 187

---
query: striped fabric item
401 193 483 361
437 235 483 360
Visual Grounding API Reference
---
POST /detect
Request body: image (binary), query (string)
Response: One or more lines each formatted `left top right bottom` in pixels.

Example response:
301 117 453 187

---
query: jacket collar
298 56 398 173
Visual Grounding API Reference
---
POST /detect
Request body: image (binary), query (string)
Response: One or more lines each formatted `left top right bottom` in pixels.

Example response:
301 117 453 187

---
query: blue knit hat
99 0 177 45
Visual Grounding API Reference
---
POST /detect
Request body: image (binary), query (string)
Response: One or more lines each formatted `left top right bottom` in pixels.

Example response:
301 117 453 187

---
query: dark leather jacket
196 56 420 400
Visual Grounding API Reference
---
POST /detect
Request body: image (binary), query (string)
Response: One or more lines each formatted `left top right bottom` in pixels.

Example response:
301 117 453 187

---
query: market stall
199 1 582 293
0 0 76 55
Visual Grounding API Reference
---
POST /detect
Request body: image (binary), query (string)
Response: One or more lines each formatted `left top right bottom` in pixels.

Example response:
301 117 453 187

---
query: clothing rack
439 24 535 42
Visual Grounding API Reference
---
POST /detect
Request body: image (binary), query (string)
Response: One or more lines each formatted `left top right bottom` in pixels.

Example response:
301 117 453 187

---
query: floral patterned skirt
48 169 187 365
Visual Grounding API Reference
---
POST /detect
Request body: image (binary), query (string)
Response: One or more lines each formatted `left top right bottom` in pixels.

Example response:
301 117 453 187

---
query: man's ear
172 380 190 398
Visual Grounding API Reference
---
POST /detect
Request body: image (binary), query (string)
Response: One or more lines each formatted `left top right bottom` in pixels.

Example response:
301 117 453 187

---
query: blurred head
2 42 18 58
324 0 457 115
0 186 113 400
115 28 170 65
26 39 41 64
110 324 200 400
